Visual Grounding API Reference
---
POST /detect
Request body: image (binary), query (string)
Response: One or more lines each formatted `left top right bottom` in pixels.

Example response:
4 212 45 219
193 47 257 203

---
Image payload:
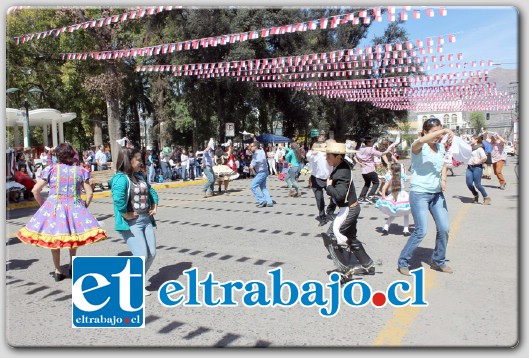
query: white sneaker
144 289 151 296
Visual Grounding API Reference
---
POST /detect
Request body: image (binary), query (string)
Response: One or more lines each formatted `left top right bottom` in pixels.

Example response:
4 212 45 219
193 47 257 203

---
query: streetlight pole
7 87 43 150
192 119 197 153
144 121 147 148
24 98 30 148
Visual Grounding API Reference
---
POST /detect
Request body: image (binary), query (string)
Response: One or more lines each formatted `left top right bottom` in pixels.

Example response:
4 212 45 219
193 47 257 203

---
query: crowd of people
12 118 514 288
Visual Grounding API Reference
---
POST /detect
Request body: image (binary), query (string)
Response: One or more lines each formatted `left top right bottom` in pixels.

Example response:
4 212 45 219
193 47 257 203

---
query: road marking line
372 203 471 346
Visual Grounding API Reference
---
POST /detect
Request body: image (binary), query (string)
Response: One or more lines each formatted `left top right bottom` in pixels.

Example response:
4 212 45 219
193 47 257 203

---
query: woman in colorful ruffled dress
17 143 107 281
375 162 411 236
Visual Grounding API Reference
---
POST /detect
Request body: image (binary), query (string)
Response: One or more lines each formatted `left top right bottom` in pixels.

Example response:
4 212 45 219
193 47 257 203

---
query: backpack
157 173 164 183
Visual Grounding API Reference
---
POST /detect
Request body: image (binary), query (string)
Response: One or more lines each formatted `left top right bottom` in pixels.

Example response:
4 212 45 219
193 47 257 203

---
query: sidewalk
6 178 206 211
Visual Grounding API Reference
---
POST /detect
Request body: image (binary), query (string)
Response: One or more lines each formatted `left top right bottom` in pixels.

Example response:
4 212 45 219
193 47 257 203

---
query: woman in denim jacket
110 147 159 295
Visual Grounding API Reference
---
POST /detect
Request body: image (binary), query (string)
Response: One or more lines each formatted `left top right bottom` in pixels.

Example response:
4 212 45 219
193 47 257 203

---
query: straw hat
317 142 357 154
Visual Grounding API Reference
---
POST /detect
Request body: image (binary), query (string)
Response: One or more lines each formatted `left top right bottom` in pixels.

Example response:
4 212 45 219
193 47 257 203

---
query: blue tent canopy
242 133 292 144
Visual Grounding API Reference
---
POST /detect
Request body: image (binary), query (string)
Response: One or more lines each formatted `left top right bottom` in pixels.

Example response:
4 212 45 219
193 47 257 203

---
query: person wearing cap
354 136 394 204
249 141 274 208
306 141 335 226
321 142 375 276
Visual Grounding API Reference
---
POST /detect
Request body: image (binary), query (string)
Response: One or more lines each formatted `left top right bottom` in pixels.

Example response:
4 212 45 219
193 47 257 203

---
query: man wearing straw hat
320 142 376 278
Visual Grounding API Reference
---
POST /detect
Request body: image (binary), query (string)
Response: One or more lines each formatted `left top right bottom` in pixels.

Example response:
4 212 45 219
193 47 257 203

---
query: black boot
349 239 372 267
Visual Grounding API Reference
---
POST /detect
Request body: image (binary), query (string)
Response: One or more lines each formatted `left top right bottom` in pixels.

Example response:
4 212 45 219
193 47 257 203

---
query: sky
358 6 518 73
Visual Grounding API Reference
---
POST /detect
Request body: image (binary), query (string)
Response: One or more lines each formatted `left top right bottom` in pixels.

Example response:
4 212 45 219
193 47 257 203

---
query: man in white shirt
95 145 108 170
306 141 336 226
274 145 285 173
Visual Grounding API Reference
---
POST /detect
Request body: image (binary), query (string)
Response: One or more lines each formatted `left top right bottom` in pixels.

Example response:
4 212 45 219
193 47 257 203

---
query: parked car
504 141 515 156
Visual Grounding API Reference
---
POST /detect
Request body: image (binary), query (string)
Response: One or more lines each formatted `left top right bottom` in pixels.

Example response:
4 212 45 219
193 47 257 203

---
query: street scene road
5 158 518 347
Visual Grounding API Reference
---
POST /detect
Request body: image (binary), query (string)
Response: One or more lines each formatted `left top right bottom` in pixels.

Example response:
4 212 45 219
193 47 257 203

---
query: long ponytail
390 162 402 201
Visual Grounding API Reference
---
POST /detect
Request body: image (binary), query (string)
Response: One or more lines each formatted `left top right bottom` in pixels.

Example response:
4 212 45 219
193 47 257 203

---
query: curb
6 179 207 211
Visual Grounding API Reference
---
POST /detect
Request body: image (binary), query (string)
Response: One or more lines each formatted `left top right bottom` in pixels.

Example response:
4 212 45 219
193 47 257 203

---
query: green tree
8 7 416 155
470 112 487 132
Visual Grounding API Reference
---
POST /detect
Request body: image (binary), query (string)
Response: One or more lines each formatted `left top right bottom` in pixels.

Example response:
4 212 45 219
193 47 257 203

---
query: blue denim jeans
466 165 488 197
286 165 300 192
188 164 195 180
148 164 155 183
180 163 187 180
195 165 202 178
203 166 215 193
398 191 450 268
250 171 273 205
120 213 157 274
162 162 171 179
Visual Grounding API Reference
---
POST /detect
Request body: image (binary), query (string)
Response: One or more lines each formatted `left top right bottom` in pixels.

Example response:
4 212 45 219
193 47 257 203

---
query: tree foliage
470 112 487 132
7 7 416 155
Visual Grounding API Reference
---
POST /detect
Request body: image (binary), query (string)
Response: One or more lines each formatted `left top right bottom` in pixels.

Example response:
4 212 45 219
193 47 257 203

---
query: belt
349 201 359 208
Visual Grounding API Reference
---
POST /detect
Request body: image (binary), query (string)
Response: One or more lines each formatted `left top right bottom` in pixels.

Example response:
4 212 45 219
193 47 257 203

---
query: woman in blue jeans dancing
466 135 491 205
397 117 454 276
110 147 159 295
284 142 303 197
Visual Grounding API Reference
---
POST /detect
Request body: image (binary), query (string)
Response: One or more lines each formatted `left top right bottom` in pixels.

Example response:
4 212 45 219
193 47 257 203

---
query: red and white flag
448 34 456 43
320 18 328 29
440 7 447 16
413 10 420 19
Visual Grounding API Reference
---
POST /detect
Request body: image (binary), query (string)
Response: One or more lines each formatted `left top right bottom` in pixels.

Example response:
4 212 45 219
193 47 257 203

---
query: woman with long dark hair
110 147 159 295
466 135 491 204
397 118 454 276
284 142 304 197
17 143 106 281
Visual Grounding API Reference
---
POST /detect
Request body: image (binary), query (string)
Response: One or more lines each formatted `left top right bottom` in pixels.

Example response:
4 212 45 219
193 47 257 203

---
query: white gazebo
6 108 77 148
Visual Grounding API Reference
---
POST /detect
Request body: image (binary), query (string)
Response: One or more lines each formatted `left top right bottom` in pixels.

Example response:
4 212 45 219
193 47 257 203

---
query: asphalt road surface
5 158 519 347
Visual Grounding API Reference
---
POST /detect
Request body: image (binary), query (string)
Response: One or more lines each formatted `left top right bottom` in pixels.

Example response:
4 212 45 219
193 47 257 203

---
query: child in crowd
375 162 411 236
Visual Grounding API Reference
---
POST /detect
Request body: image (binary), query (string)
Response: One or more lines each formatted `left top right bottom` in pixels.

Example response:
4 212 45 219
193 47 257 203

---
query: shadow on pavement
452 195 475 203
6 258 39 271
408 247 435 270
5 236 23 246
146 261 193 291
